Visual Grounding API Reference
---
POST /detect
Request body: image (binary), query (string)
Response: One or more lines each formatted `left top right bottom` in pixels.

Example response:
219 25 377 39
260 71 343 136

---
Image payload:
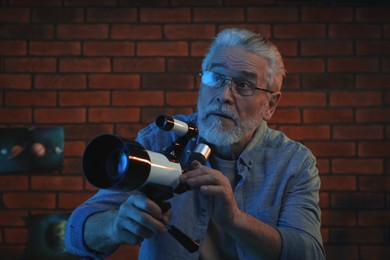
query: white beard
197 102 262 146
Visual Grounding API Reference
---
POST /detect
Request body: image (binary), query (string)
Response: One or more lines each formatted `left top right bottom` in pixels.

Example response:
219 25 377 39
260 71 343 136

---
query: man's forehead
208 47 267 79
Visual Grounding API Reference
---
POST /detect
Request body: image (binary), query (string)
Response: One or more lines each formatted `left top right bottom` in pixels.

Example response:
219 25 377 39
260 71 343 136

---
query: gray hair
202 28 286 92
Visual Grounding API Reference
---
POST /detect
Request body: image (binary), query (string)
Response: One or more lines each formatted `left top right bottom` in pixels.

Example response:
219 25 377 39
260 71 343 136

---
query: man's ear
264 91 281 121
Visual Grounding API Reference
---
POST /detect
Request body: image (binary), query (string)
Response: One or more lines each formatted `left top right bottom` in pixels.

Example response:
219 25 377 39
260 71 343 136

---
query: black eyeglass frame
198 71 275 96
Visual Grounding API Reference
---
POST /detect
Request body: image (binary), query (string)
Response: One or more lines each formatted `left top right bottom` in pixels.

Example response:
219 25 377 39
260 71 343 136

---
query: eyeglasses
199 71 274 96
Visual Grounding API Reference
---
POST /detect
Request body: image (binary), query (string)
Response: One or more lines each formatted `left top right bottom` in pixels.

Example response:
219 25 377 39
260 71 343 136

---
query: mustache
202 104 239 122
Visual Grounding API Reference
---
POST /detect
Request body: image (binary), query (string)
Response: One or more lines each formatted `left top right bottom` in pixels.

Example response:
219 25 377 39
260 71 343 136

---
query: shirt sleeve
64 189 132 258
276 149 325 260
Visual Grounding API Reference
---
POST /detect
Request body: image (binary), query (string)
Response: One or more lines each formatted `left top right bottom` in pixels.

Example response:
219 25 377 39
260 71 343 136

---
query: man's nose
216 79 235 103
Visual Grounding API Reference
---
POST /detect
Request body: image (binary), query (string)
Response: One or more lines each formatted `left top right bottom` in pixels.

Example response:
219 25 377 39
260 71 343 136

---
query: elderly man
65 28 325 259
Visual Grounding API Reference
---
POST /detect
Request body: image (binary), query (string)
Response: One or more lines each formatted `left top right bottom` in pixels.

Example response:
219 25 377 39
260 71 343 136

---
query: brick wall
1 0 389 259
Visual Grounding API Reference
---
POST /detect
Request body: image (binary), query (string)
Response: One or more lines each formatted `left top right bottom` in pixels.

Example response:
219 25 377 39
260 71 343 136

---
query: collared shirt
65 113 325 259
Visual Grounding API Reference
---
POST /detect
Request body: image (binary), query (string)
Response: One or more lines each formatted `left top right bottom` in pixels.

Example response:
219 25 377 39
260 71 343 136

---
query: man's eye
235 81 252 90
213 73 224 83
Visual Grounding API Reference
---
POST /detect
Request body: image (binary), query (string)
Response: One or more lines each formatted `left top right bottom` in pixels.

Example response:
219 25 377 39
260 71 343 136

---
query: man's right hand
84 193 171 253
110 193 171 244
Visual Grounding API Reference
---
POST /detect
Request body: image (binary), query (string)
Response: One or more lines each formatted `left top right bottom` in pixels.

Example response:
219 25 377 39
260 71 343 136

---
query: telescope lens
107 148 128 181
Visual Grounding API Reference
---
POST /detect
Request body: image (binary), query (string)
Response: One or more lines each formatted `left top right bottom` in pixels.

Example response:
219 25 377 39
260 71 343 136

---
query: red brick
66 0 115 6
141 107 194 124
385 25 390 39
10 0 61 6
320 176 357 191
301 41 352 56
356 7 390 22
324 245 358 260
0 108 32 123
357 40 390 55
328 58 379 72
5 58 56 72
332 125 383 140
279 92 326 107
87 8 137 22
330 91 381 106
63 141 85 157
247 7 298 22
167 58 202 73
301 7 352 22
317 159 330 174
35 74 86 89
382 58 390 72
226 0 275 3
0 24 54 39
356 108 390 123
58 192 95 209
0 7 29 22
359 176 390 192
320 227 328 243
113 58 165 73
303 109 353 123
59 58 110 72
32 7 83 22
329 24 382 39
306 142 355 157
3 193 56 209
359 211 390 226
83 41 135 56
319 191 329 208
62 157 83 174
356 75 390 89
89 74 140 89
359 141 390 157
115 123 146 140
4 228 27 244
269 108 301 124
282 74 300 90
331 192 385 209
171 0 221 4
137 42 188 56
58 24 109 39
274 24 326 39
142 74 193 89
283 58 325 73
111 25 162 40
35 108 86 123
0 211 28 226
272 41 298 57
0 74 31 89
0 40 26 55
321 210 356 226
140 7 191 22
0 176 28 191
193 7 244 22
113 91 164 106
59 91 110 106
166 91 198 106
89 108 140 123
31 176 83 191
361 246 390 260
164 25 216 40
331 227 384 244
5 91 57 107
279 125 330 140
332 159 383 174
302 74 354 90
29 41 80 55
64 124 114 140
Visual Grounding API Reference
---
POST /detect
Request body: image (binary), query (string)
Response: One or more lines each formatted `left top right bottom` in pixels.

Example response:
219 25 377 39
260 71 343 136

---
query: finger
120 195 167 233
128 193 163 220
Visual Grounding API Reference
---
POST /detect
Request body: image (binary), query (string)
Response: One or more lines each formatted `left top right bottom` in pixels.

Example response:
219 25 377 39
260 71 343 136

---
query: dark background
0 0 389 259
